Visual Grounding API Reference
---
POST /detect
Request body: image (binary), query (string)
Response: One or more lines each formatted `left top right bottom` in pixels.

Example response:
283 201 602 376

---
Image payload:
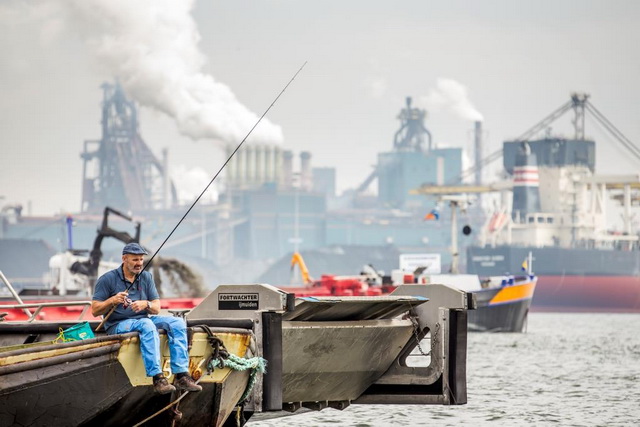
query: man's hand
91 290 129 317
130 300 149 313
112 291 129 306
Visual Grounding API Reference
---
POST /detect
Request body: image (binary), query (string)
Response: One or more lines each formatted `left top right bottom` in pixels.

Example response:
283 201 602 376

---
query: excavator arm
70 207 141 278
290 252 314 285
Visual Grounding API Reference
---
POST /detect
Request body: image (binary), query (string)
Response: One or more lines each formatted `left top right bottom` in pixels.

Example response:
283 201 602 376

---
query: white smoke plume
171 165 219 204
49 0 284 145
420 78 483 122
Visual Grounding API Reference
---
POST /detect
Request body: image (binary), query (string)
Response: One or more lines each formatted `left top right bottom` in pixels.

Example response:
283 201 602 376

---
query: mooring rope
208 353 267 402
132 383 195 427
200 324 267 402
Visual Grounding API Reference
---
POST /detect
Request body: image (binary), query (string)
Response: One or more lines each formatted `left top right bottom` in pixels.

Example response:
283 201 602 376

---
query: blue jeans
113 316 189 377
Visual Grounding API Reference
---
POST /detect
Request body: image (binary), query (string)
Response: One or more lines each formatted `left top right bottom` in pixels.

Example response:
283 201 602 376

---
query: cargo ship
465 94 640 312
467 245 640 312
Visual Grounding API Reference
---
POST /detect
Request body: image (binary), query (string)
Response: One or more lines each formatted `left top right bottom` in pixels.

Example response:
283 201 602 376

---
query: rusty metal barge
0 283 474 426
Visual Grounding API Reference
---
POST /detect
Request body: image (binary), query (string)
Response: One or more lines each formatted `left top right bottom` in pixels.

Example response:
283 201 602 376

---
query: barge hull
534 275 640 312
468 297 532 332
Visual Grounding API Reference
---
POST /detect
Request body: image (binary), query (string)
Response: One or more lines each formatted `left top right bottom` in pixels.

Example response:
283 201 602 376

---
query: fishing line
142 61 307 273
96 61 307 330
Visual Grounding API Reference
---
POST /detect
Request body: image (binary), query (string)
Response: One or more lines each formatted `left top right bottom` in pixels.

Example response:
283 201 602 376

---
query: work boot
174 374 202 392
153 375 176 394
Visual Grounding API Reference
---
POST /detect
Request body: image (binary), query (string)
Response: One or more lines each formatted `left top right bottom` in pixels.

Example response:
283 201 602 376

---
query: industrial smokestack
264 146 273 182
282 150 294 189
235 146 245 187
255 145 264 184
225 144 236 187
474 121 483 186
245 145 255 185
273 147 283 184
300 151 312 191
512 142 541 221
263 144 281 184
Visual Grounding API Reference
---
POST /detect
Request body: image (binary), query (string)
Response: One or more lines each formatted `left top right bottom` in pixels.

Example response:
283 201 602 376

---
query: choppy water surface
249 313 640 426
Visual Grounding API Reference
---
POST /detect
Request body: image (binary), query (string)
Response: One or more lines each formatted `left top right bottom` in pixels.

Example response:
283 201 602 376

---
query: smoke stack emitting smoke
67 0 283 146
3 0 282 208
420 78 483 122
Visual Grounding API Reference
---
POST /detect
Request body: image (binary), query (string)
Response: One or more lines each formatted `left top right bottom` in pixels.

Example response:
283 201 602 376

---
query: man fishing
91 242 202 395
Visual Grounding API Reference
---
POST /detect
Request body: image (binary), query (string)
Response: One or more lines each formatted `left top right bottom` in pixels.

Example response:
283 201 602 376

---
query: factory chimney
300 151 312 191
512 142 541 222
255 145 264 184
474 121 482 186
281 150 294 189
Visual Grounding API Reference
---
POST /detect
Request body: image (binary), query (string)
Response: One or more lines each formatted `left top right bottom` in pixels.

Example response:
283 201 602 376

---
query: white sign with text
399 253 441 274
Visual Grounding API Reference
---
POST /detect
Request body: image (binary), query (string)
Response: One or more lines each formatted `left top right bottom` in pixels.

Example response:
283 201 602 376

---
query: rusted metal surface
0 323 255 426
0 332 135 357
0 343 120 375
0 340 121 366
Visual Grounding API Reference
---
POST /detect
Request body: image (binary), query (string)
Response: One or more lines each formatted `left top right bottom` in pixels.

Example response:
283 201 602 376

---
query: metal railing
0 301 93 323
1 269 93 322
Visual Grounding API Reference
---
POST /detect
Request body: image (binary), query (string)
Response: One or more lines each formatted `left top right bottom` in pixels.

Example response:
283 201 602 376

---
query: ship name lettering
218 293 259 302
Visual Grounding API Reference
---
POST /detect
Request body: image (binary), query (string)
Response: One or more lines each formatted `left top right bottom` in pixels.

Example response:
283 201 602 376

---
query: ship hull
468 280 535 332
0 325 253 427
534 275 640 312
467 246 640 312
469 297 532 332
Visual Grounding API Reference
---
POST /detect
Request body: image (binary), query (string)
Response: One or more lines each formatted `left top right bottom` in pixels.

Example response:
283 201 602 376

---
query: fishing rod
96 61 307 331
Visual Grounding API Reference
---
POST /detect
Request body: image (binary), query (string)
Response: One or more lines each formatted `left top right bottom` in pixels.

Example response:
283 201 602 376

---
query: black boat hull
0 325 253 427
467 280 535 332
468 294 532 332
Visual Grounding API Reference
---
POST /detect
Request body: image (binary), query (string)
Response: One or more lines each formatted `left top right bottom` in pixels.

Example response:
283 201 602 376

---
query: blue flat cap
122 242 148 255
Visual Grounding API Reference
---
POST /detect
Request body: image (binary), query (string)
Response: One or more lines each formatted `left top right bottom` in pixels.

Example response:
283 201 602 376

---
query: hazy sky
1 0 639 216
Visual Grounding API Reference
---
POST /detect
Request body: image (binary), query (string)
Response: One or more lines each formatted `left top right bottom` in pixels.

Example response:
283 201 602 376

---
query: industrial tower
393 96 432 152
80 83 177 213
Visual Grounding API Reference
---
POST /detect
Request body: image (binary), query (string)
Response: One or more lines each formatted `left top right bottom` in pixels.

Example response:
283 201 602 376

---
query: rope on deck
208 352 267 402
201 324 267 403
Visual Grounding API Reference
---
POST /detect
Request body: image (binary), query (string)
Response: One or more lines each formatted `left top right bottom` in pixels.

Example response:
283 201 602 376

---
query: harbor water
250 313 640 426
